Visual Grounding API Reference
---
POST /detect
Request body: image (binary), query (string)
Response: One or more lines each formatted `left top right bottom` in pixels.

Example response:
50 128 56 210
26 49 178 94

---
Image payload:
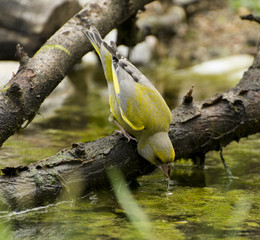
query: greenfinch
83 26 175 177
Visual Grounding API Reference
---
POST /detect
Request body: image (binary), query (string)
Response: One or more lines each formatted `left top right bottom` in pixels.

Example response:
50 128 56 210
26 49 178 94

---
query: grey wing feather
117 58 157 90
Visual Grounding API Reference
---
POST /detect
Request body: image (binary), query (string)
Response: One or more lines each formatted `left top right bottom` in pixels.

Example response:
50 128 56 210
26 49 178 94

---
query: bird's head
137 132 175 177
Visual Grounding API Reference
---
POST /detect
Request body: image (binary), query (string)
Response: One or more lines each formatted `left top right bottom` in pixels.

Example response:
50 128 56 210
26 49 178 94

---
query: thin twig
240 14 260 24
183 85 194 104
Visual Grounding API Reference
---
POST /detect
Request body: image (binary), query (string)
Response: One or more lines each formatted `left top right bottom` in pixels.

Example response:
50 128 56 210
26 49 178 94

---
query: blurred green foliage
229 0 260 14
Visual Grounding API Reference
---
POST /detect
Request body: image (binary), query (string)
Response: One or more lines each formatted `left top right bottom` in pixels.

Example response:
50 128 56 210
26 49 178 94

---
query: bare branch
240 13 260 24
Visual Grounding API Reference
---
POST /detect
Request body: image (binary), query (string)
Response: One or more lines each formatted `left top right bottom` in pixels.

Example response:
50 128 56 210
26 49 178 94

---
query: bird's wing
114 58 172 132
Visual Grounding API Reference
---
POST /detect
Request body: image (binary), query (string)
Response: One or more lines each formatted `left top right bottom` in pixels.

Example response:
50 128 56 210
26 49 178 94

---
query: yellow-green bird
83 26 175 177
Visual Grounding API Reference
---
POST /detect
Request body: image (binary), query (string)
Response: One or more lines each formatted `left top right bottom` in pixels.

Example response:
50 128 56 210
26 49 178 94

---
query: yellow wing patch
111 63 120 94
101 45 120 96
119 107 145 131
91 41 101 58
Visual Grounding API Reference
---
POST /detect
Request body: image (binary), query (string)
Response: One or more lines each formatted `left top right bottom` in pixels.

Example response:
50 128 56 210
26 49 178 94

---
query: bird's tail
84 26 122 86
83 26 123 60
83 26 103 58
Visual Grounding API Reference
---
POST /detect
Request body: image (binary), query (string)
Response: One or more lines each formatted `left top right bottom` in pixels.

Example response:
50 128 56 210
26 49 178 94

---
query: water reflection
170 165 206 188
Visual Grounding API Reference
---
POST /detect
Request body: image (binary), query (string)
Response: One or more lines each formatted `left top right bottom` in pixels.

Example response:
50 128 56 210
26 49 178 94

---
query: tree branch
240 13 260 24
0 0 152 146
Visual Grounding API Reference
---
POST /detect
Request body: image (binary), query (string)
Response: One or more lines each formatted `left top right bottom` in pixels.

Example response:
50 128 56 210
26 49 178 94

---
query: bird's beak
158 163 171 178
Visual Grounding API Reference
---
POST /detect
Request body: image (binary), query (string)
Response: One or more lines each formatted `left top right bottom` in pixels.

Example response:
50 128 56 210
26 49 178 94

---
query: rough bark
0 0 152 146
1 47 260 210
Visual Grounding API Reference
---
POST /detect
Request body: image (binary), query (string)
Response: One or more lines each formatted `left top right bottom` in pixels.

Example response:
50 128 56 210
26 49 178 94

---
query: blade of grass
107 167 153 239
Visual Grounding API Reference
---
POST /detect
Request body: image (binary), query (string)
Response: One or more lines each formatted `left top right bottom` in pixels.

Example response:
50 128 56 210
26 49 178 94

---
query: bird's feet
110 115 137 142
114 130 137 142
